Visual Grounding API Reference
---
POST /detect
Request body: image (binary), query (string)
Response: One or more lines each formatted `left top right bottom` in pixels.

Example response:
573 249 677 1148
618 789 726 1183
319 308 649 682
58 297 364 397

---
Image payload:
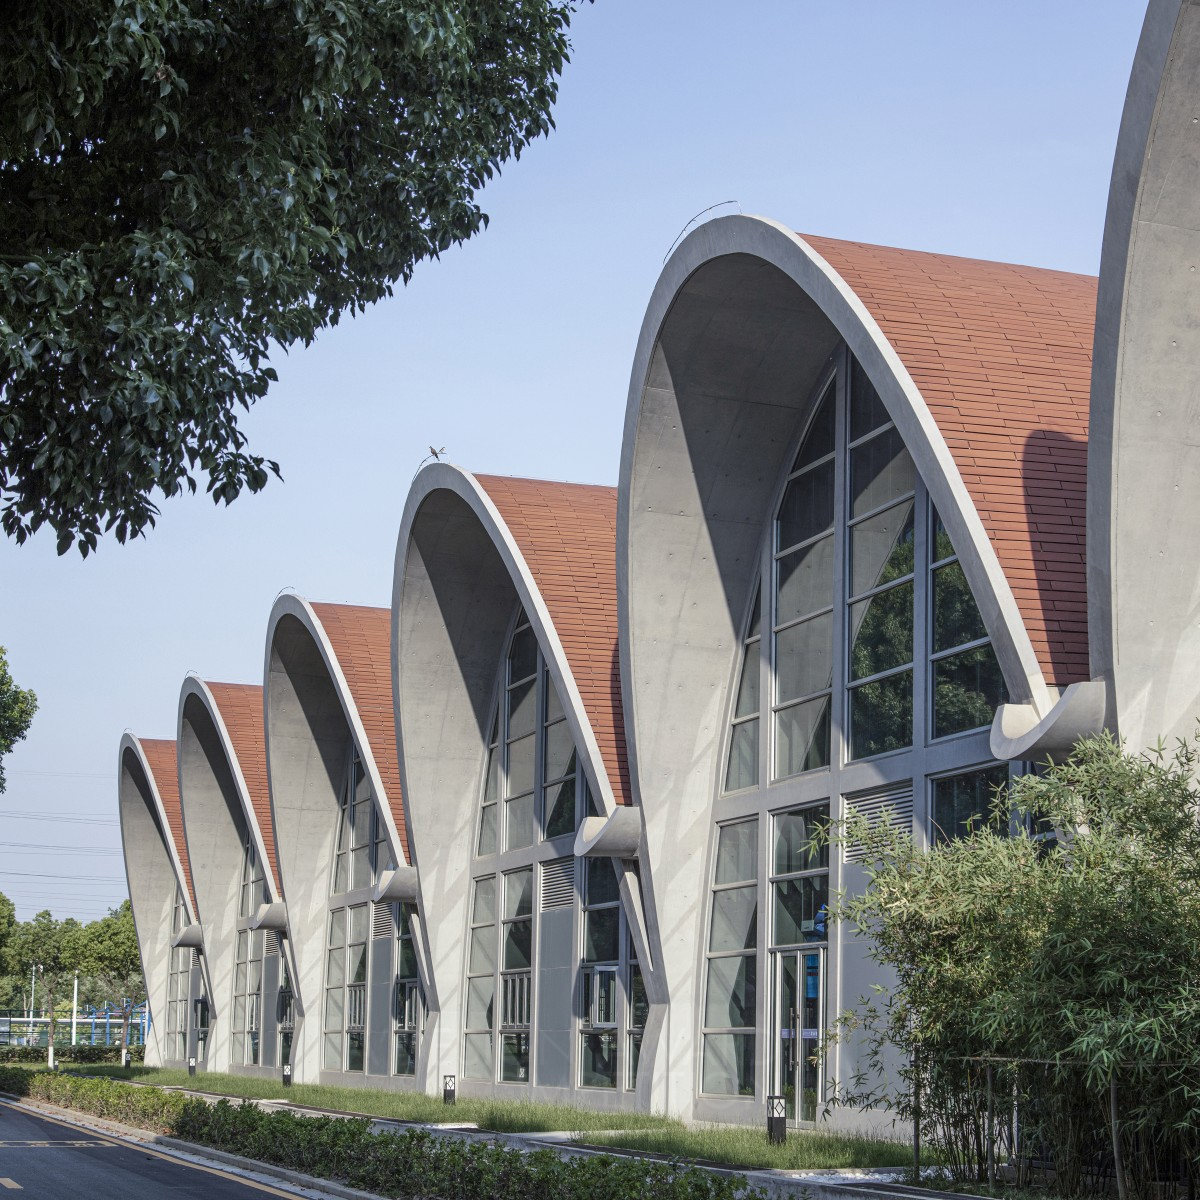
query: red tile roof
475 476 631 806
807 235 1095 686
309 603 409 864
138 738 196 912
204 682 279 892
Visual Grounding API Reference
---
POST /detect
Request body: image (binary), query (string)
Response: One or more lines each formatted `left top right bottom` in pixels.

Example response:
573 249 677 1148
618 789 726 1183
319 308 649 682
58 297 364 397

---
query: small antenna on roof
412 447 447 483
663 201 741 264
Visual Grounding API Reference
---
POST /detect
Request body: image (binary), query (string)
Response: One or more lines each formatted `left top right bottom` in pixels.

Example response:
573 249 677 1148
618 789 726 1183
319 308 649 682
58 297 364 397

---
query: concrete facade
118 0 1200 1129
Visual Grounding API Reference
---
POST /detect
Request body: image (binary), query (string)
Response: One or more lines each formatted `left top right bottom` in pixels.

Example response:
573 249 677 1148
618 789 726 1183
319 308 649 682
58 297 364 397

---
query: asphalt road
0 1099 314 1198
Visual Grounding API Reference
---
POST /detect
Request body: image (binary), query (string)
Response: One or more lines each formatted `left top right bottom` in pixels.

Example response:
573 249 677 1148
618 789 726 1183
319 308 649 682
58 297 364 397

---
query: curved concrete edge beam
371 866 420 904
394 462 624 819
172 923 205 948
990 680 1111 762
574 808 642 859
179 675 282 906
1088 0 1183 685
616 213 1054 737
249 902 289 932
263 593 408 870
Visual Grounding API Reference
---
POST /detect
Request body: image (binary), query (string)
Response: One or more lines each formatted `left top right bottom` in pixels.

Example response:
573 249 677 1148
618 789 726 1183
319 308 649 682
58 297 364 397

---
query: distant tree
0 647 36 792
77 901 144 1050
4 910 84 1047
1 0 580 554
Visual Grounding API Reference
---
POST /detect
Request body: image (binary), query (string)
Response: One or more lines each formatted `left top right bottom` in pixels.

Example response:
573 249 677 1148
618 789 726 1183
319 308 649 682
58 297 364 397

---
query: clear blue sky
0 0 1146 921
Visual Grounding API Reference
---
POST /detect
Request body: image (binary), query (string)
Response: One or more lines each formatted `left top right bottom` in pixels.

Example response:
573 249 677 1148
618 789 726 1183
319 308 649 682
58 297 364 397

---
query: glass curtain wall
165 888 191 1061
230 832 268 1066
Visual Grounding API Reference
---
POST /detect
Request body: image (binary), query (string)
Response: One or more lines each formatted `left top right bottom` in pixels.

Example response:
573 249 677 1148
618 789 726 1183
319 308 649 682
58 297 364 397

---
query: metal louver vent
372 901 395 940
264 930 281 956
541 857 575 908
844 782 914 863
191 950 201 969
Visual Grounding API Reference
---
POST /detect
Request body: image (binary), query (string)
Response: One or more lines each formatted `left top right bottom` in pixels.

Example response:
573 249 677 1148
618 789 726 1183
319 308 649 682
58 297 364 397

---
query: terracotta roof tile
308 604 408 864
138 737 196 912
474 476 631 807
203 682 278 891
807 235 1095 686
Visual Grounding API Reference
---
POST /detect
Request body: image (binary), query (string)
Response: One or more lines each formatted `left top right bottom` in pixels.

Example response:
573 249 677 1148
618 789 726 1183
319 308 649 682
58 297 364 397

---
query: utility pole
71 972 78 1046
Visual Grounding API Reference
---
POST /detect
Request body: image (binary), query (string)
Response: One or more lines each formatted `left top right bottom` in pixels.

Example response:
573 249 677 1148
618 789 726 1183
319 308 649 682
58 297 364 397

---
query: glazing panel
586 858 620 907
333 851 348 896
351 842 371 890
324 986 344 1031
747 586 761 639
850 500 915 596
484 745 501 803
249 958 262 993
348 943 367 986
630 965 649 1028
466 976 494 1030
793 384 836 471
774 695 831 778
469 925 496 976
545 677 565 723
933 645 1007 739
397 937 418 980
734 646 759 718
505 792 535 852
932 561 988 653
349 904 368 944
322 1031 341 1069
777 460 835 552
850 581 914 680
230 1031 245 1063
776 534 834 628
507 677 536 740
773 876 830 945
234 961 248 995
848 671 913 759
232 995 246 1030
346 1031 365 1072
850 426 914 518
709 885 757 953
472 876 496 924
932 764 1010 843
545 777 576 839
775 612 833 704
775 807 830 875
352 797 371 845
506 734 535 798
704 955 756 1028
714 820 758 885
505 869 534 918
850 355 889 440
394 1032 417 1076
503 920 533 970
702 1032 755 1096
477 802 497 856
508 625 537 683
580 1032 618 1088
724 719 758 793
325 947 344 989
463 1032 493 1079
543 719 575 782
932 507 955 562
584 908 620 963
237 929 248 961
595 970 618 1024
501 1032 530 1082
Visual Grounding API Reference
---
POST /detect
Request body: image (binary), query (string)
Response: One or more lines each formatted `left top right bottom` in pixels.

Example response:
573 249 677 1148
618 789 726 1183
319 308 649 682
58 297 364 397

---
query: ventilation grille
191 950 201 969
541 857 575 908
372 901 395 940
844 782 914 863
264 930 281 956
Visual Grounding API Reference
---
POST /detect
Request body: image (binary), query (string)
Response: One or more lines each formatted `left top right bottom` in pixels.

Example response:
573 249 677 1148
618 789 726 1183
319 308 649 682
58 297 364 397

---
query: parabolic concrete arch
118 735 202 1067
617 214 1094 1116
177 677 282 1074
263 595 418 1086
1088 0 1200 752
392 464 647 1100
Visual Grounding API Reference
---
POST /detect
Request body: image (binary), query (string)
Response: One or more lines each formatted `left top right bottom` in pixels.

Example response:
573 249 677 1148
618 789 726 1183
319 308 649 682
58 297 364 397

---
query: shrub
0 1044 144 1065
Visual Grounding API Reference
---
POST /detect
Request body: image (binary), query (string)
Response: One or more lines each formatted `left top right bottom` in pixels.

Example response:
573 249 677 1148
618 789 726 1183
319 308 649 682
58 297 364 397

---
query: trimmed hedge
0 1068 764 1199
0 1045 145 1064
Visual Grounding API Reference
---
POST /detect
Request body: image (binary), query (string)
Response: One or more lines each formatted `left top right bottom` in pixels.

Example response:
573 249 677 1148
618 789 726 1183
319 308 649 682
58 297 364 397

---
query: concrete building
118 0 1200 1128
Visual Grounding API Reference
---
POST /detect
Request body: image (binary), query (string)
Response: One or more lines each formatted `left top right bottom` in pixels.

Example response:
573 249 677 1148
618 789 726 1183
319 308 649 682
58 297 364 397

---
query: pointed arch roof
474 475 630 805
133 736 195 911
805 234 1096 687
200 681 278 890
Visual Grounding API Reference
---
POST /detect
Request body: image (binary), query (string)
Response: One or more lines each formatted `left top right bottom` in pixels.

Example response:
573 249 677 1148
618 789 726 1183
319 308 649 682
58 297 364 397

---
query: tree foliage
0 0 578 554
832 735 1200 1196
0 647 36 792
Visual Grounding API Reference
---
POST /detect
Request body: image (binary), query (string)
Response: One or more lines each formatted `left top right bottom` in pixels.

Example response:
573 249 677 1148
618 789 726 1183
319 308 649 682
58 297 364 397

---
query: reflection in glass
775 612 833 704
709 886 758 953
463 1032 492 1079
850 501 915 596
501 1032 530 1081
933 561 988 653
702 1033 755 1096
932 765 1010 843
543 720 575 781
777 460 835 551
794 384 836 471
584 908 620 962
849 582 914 680
715 820 758 885
506 735 534 797
477 803 497 856
774 696 831 778
849 671 913 759
850 427 914 518
704 956 757 1027
505 792 535 851
774 807 829 875
505 869 534 918
503 920 532 971
581 1032 618 1088
587 858 620 906
777 535 835 626
774 876 830 944
933 645 1007 738
850 356 889 441
508 625 537 682
545 777 576 838
725 720 758 792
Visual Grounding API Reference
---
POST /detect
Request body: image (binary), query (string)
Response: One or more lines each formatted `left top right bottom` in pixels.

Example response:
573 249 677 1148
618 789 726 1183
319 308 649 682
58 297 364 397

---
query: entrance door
772 948 825 1121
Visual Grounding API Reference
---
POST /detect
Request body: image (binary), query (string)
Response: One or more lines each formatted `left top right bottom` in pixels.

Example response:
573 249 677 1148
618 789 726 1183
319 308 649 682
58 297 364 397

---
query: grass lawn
574 1124 913 1171
67 1065 677 1133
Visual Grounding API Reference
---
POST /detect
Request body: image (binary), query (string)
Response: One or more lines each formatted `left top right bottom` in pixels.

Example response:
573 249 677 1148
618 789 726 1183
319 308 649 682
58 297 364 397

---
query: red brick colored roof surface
309 603 409 864
807 235 1095 687
138 737 196 912
475 475 631 806
204 682 279 891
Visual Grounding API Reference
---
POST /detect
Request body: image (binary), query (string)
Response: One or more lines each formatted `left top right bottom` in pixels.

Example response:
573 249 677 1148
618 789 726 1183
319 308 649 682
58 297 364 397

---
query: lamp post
282 1063 292 1087
443 1074 456 1105
188 1056 196 1077
767 1095 787 1145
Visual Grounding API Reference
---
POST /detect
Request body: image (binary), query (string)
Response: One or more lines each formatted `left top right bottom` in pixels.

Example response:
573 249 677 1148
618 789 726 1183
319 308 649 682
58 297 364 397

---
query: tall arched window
230 831 269 1066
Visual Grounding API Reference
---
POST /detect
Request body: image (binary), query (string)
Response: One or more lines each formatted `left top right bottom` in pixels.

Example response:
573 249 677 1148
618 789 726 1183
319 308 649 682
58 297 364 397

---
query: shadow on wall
1020 428 1089 686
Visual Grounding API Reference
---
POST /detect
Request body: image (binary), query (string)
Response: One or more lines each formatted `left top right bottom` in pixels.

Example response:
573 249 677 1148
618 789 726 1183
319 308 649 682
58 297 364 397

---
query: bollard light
187 1056 196 1077
767 1094 787 1146
282 1063 293 1088
443 1074 456 1106
122 1048 131 1069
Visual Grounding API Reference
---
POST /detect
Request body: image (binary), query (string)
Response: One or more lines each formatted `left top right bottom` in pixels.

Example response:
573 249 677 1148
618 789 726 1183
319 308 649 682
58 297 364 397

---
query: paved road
0 1099 313 1198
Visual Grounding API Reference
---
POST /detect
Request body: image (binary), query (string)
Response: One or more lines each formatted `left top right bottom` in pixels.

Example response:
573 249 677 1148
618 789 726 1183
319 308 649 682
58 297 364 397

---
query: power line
0 814 119 827
0 842 122 854
5 770 109 779
0 871 126 882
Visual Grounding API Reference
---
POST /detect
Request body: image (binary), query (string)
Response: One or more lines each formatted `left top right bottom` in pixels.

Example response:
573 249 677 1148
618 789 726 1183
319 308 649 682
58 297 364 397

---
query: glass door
772 947 825 1122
